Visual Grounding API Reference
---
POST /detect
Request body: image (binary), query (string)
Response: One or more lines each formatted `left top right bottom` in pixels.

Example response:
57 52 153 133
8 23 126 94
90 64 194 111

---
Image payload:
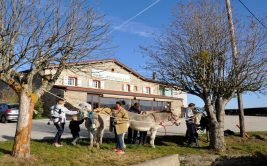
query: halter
170 112 180 122
159 112 180 135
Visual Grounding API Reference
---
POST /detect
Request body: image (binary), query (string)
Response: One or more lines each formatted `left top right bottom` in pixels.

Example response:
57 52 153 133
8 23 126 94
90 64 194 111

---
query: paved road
0 116 267 141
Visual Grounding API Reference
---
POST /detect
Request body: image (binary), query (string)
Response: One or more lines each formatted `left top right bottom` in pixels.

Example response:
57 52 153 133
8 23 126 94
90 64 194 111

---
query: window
145 87 151 94
139 100 152 111
127 85 131 92
153 101 163 111
123 84 131 92
100 97 117 108
87 95 99 109
134 86 138 92
68 77 77 86
99 98 131 109
89 79 103 89
159 86 165 96
93 80 101 88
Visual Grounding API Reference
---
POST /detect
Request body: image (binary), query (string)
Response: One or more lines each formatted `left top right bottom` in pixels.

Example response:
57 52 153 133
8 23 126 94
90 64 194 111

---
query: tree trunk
209 119 225 151
12 88 35 158
206 97 226 152
237 92 245 138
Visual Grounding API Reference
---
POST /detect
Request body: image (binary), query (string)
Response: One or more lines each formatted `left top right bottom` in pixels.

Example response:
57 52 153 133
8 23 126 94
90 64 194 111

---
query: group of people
49 98 147 155
49 98 201 155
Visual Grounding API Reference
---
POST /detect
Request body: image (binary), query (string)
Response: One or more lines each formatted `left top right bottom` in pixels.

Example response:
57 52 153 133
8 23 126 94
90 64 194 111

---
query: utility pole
225 0 245 138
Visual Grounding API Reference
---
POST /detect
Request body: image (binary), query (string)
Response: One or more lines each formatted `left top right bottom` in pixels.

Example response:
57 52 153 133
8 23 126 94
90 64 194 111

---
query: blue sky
91 0 267 109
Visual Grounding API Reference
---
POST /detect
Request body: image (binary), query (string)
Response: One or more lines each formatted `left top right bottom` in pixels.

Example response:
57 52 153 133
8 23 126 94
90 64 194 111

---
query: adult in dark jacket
127 103 140 144
69 115 85 145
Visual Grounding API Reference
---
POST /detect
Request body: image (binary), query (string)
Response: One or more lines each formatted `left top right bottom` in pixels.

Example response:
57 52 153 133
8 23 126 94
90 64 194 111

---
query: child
69 115 84 145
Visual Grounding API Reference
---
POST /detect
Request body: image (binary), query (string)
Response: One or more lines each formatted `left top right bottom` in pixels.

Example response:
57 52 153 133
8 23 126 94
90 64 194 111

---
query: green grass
0 132 266 166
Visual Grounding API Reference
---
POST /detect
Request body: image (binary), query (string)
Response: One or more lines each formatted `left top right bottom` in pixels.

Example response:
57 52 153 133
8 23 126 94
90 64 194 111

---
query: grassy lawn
0 132 266 166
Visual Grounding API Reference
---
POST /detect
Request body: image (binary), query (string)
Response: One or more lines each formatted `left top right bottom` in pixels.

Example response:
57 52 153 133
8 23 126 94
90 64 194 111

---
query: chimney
152 72 157 80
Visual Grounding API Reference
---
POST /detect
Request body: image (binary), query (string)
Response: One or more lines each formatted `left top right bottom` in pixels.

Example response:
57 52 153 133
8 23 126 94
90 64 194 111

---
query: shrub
33 99 44 119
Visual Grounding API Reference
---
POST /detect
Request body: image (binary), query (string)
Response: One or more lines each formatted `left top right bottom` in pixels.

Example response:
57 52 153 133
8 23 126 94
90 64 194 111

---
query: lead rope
159 114 181 136
159 121 178 136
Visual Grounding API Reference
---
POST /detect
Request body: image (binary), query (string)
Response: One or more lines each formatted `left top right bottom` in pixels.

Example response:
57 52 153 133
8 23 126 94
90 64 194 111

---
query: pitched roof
48 58 166 84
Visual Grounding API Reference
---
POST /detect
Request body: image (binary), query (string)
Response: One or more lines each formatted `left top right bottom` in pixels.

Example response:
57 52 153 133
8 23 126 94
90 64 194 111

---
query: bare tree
0 0 109 158
142 0 267 152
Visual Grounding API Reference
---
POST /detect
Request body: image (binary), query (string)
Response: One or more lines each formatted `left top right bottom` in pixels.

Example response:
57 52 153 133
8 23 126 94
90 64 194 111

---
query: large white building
41 59 187 115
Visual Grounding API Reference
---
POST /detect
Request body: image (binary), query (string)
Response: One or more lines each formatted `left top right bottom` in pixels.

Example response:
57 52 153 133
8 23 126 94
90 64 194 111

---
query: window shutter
150 87 153 94
77 78 82 86
88 79 93 87
142 86 146 93
130 85 134 92
123 84 128 92
63 76 68 85
100 81 104 89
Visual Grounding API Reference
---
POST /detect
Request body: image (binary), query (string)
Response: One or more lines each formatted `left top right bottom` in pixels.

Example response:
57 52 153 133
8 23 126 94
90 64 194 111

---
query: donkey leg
207 130 210 142
96 135 100 149
96 130 101 149
89 131 94 148
99 129 104 145
150 129 157 148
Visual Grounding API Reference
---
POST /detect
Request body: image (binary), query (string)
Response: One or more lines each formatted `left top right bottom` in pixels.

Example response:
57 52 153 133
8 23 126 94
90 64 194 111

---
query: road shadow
2 135 14 140
154 135 186 146
0 148 11 155
211 152 267 166
251 134 265 141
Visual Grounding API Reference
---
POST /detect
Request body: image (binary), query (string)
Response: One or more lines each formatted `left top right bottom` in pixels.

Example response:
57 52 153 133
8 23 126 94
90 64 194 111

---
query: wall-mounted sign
172 90 186 98
92 69 130 82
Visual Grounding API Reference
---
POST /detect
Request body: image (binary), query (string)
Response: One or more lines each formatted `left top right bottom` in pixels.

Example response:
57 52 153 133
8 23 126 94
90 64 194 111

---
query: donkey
77 103 109 148
85 107 111 148
197 112 210 142
128 111 181 148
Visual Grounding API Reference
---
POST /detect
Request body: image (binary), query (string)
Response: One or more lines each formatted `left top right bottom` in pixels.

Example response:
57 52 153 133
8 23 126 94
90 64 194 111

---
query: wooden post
225 0 245 138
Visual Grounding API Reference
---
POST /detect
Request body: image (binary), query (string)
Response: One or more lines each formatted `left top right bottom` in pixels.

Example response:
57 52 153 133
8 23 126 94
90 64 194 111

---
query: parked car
0 103 19 123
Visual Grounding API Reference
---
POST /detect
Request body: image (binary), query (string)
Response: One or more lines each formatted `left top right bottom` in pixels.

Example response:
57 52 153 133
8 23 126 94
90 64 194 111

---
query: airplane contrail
110 0 161 34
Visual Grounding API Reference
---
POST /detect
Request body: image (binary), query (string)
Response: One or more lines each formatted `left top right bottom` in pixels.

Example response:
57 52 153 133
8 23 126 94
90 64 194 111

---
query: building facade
41 59 187 115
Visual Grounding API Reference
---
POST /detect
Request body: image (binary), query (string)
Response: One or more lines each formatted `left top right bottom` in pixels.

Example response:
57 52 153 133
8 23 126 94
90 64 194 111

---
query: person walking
184 103 198 146
113 101 129 155
127 102 140 144
50 98 79 147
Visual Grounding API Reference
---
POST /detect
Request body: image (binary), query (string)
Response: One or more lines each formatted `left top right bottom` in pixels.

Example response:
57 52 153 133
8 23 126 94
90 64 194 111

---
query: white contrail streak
110 0 161 34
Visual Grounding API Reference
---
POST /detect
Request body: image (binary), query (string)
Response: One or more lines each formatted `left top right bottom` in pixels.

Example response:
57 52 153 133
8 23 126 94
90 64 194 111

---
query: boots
71 137 79 145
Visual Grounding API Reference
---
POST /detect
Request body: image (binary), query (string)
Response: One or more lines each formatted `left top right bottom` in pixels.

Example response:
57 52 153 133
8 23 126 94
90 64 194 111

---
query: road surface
1 116 267 141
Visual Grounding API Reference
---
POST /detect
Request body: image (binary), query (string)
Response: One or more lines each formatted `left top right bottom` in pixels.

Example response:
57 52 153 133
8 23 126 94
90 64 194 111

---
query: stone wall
131 154 180 166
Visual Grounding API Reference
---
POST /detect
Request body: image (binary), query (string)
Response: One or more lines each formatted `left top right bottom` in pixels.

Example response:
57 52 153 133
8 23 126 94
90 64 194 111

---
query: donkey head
193 113 202 126
167 111 181 126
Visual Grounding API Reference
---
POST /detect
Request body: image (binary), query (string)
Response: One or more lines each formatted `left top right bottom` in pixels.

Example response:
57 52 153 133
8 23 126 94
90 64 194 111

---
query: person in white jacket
184 103 197 146
50 99 79 147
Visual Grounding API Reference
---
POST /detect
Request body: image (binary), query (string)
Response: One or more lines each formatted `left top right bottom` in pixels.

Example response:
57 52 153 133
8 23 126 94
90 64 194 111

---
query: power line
238 0 267 29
